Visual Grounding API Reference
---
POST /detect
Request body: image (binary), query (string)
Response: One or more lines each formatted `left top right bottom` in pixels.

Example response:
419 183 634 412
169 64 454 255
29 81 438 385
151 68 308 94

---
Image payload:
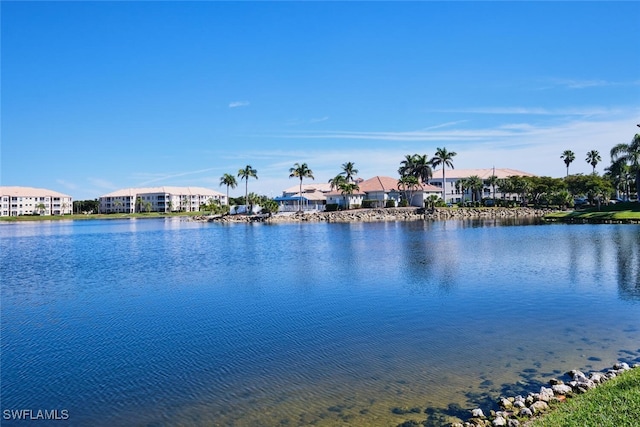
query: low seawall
194 207 560 224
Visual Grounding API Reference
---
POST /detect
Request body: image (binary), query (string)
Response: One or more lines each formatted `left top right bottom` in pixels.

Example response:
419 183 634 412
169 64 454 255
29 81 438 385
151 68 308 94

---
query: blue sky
2 1 639 200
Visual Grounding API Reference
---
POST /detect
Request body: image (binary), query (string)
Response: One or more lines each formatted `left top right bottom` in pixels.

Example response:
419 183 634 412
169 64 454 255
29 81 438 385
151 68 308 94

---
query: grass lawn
527 368 640 427
0 211 206 222
544 202 640 222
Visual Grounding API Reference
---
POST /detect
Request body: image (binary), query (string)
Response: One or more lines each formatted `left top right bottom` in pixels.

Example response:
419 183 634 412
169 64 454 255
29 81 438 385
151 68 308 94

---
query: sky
2 1 639 200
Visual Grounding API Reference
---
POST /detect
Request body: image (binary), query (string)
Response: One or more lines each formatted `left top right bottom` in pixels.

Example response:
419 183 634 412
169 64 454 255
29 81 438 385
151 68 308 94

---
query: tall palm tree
610 133 640 201
237 165 258 209
289 162 315 212
398 154 432 184
561 150 575 176
398 154 416 178
340 162 359 183
586 150 602 174
136 196 143 213
412 154 433 184
431 147 457 203
219 173 237 207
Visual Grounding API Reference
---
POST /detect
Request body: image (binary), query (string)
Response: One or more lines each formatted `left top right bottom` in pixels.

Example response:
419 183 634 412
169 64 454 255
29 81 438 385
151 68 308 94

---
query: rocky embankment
193 207 559 224
450 362 639 427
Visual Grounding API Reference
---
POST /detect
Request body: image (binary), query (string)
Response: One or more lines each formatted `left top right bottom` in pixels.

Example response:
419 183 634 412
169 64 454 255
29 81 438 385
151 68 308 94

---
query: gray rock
499 398 513 409
538 387 554 402
492 416 507 426
507 420 521 427
518 408 533 418
567 370 588 381
614 362 630 371
530 400 549 414
590 372 607 384
552 384 573 395
471 408 485 418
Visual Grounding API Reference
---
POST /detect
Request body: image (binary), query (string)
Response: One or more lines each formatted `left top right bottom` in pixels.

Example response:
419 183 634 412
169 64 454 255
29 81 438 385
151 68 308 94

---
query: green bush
325 203 340 212
351 204 361 209
362 200 378 208
399 200 409 207
385 199 397 208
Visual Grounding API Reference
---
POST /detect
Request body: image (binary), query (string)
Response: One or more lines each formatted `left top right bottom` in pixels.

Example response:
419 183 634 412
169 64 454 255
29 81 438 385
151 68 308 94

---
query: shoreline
194 207 560 224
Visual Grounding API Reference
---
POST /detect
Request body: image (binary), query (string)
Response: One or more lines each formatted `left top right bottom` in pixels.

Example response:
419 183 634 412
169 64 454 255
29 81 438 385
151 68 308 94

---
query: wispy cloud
542 78 640 90
56 179 78 190
424 106 620 116
88 178 117 190
135 167 220 186
310 116 329 123
229 101 250 108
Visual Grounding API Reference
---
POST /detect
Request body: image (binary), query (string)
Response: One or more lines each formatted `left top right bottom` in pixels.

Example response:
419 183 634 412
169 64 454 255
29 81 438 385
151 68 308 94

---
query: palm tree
340 162 359 183
497 178 516 205
338 182 359 209
398 154 432 184
466 175 484 202
247 192 260 214
610 133 640 201
398 154 416 178
36 202 47 215
398 175 420 206
113 199 123 213
454 178 467 204
328 174 347 191
289 162 315 212
136 196 143 213
586 150 602 174
219 173 237 207
561 150 576 176
431 147 457 203
485 175 499 201
237 165 258 209
412 154 433 184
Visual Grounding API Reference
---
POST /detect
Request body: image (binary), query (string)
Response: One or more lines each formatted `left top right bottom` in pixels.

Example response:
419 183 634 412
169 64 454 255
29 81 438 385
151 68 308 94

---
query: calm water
1 218 639 426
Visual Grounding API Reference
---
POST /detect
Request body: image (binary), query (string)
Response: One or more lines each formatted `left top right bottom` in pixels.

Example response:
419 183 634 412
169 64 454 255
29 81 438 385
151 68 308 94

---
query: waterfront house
428 168 536 204
275 183 332 212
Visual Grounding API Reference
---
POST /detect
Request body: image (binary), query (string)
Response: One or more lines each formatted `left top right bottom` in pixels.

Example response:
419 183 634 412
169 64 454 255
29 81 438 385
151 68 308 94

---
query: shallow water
1 218 639 426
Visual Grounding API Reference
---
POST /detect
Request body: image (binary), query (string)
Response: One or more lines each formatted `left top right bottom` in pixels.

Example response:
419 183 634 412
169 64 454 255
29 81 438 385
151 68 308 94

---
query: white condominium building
0 186 73 217
98 186 227 214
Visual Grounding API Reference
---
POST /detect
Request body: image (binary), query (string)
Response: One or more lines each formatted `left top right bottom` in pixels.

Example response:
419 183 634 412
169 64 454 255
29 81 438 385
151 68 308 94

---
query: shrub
399 200 409 207
385 199 397 208
325 203 340 212
362 200 378 208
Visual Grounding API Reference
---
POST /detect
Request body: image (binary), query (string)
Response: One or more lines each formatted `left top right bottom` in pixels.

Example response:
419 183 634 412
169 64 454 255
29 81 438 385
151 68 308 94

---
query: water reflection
1 219 639 427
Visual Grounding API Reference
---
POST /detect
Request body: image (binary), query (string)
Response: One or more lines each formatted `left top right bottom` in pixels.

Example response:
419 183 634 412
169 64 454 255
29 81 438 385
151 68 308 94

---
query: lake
1 218 639 426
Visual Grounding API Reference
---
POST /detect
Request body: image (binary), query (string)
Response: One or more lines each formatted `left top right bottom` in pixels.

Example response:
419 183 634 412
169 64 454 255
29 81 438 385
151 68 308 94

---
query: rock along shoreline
448 361 640 427
192 207 559 224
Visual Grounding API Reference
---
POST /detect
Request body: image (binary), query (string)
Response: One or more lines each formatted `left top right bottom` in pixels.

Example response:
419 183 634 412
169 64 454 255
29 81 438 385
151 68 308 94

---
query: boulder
518 408 533 418
551 384 573 395
529 401 549 414
471 408 485 418
492 416 507 426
